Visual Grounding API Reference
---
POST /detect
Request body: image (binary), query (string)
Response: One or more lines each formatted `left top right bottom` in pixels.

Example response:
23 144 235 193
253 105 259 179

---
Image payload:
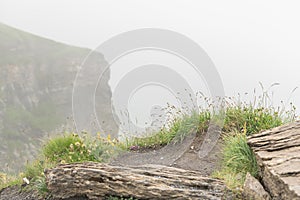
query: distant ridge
0 23 117 173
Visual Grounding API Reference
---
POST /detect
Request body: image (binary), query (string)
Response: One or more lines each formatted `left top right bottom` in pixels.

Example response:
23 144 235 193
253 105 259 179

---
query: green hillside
0 23 112 173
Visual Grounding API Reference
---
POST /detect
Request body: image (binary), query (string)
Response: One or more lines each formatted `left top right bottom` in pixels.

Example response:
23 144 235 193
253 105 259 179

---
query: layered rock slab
248 121 300 200
45 162 229 200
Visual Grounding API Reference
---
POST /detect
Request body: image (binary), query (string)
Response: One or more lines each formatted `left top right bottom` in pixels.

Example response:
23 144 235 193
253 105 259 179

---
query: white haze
1 0 300 128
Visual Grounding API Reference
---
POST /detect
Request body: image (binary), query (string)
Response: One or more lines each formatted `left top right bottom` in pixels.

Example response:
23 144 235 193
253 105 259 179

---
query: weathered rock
0 185 42 200
45 162 228 199
248 121 300 200
243 172 270 200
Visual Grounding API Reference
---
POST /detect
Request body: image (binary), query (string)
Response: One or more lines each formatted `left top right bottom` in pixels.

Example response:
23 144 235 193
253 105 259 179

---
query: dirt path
110 130 223 176
172 134 223 175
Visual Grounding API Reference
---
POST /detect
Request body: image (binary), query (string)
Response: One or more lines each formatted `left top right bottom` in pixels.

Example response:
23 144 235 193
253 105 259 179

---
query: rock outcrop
247 121 300 200
45 162 228 200
0 23 117 173
243 172 271 200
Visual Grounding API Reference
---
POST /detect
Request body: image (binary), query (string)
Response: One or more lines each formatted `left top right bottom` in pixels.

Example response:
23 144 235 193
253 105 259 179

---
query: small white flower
23 177 30 185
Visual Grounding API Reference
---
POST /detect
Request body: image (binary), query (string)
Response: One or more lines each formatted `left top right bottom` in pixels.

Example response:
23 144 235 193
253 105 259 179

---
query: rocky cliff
0 23 117 173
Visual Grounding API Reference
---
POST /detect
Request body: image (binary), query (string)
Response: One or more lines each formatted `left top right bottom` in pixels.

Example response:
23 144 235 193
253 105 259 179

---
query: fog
1 0 300 123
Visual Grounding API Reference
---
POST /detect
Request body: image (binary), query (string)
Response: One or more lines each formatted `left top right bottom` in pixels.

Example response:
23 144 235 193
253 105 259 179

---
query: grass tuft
223 106 283 135
222 132 258 177
19 132 121 194
214 86 297 191
0 172 23 190
213 132 258 192
121 111 211 150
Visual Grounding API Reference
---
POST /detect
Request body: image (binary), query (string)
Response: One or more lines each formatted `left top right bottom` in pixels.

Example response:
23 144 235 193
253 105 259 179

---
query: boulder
45 162 228 199
243 172 270 200
248 121 300 200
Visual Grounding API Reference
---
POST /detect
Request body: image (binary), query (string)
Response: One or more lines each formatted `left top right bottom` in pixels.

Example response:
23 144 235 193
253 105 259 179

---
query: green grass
223 106 283 135
215 100 296 191
0 173 23 190
1 85 297 197
1 102 295 195
41 133 94 163
0 132 122 194
222 132 258 177
213 132 258 192
119 93 296 193
120 111 210 150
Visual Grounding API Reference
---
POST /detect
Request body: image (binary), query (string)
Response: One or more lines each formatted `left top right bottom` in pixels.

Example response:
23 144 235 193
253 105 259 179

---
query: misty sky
1 0 300 127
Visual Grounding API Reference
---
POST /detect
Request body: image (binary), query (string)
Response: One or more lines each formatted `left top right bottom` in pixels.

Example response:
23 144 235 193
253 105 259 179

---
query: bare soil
111 131 223 176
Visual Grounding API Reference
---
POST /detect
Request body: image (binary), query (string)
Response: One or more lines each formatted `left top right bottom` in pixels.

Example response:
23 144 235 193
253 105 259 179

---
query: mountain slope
0 23 116 173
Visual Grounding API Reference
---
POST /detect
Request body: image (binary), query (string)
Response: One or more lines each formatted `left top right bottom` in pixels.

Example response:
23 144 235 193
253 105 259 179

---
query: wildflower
107 134 111 141
75 142 81 147
97 132 101 139
0 173 6 182
19 172 24 178
23 177 30 185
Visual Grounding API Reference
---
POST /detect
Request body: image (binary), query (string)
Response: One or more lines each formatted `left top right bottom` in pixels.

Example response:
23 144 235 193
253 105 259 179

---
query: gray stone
45 162 228 199
243 172 271 200
248 121 300 200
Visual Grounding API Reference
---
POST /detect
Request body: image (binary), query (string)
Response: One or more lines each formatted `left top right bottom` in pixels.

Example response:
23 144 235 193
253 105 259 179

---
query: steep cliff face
0 23 117 173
